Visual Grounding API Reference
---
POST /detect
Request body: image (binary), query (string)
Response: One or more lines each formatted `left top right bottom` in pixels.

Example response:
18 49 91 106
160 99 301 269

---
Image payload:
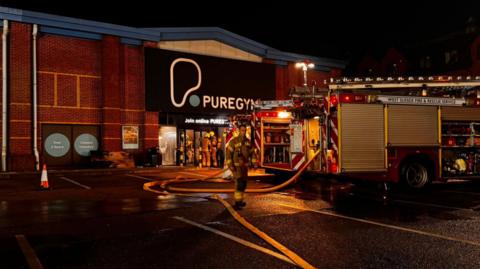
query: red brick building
0 7 345 171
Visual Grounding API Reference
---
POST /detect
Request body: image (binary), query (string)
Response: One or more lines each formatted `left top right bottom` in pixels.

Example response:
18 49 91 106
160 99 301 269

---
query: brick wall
8 23 34 170
101 36 122 151
7 28 158 170
37 33 102 163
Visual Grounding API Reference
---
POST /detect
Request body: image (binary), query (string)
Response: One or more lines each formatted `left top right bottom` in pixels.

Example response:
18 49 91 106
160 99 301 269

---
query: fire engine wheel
401 161 431 189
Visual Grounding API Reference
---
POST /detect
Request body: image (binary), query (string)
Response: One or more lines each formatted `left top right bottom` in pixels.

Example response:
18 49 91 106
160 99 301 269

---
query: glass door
159 126 177 165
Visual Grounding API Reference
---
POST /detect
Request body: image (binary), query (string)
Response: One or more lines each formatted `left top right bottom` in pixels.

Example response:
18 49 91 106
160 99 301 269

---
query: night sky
1 0 478 62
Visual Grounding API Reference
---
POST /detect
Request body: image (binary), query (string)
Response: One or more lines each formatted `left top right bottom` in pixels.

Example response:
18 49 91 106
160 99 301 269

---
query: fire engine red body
323 76 480 189
255 76 480 189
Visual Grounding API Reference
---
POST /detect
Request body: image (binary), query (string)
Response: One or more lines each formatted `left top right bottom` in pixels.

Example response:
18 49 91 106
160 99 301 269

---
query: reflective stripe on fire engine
255 129 261 151
293 156 306 170
330 137 338 152
330 120 338 136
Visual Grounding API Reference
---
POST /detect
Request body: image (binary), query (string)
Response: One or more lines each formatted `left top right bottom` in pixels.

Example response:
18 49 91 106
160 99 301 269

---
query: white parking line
172 216 295 265
15 234 44 269
441 190 480 196
59 176 91 190
126 174 155 181
279 203 480 247
392 199 472 211
351 193 473 211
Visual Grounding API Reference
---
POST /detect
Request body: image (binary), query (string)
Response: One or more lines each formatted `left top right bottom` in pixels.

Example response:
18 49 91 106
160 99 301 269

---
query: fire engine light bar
331 76 480 84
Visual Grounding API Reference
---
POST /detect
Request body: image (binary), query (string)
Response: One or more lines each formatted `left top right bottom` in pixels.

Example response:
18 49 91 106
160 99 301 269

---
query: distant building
355 17 480 76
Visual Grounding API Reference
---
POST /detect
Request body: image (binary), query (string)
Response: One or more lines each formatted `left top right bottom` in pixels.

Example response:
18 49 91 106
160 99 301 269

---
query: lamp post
295 61 315 87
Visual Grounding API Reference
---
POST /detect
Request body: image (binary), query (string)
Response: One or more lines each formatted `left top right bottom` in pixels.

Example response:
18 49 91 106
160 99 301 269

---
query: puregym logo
169 58 254 111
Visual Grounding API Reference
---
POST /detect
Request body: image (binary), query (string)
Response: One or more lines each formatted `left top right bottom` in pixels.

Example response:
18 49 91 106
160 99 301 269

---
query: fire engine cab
323 76 480 189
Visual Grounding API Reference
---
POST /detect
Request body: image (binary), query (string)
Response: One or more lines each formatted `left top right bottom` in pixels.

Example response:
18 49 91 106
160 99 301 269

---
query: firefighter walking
226 124 257 209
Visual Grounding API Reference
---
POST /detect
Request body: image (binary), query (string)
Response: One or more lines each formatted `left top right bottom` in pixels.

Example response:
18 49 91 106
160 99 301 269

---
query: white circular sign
45 133 70 157
74 134 99 157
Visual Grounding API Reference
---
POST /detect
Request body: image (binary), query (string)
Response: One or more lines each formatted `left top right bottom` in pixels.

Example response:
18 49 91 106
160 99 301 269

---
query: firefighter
226 123 257 209
202 133 211 167
216 137 224 168
210 132 218 167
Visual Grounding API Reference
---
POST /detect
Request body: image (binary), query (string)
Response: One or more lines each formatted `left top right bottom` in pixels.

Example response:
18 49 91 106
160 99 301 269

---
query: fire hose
143 150 321 269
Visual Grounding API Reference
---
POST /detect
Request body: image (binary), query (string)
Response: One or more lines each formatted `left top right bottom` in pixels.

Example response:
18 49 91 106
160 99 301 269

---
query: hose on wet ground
144 150 321 194
143 150 321 269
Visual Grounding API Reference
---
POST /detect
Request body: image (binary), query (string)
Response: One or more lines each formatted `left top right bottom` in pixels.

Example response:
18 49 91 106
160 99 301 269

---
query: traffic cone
40 164 50 190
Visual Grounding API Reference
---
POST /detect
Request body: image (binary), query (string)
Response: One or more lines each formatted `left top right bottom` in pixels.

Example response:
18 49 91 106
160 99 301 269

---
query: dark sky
1 0 479 62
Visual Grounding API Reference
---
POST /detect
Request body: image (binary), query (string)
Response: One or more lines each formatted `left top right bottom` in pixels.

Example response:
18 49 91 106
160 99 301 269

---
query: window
445 52 451 64
450 50 459 64
425 56 432 69
445 50 459 64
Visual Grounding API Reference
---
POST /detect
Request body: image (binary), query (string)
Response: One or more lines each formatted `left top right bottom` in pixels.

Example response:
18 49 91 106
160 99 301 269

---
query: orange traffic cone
40 164 50 190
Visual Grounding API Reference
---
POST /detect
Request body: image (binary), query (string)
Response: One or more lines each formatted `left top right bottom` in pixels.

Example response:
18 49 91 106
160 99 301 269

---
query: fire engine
253 76 480 189
322 76 480 189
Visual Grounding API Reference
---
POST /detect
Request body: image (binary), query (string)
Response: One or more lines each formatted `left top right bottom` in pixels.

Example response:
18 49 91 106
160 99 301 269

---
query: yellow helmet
454 158 467 172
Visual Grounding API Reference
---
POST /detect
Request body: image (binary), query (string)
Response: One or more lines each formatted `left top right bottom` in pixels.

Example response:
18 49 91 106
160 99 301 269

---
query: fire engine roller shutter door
442 107 480 121
340 103 385 172
388 105 438 146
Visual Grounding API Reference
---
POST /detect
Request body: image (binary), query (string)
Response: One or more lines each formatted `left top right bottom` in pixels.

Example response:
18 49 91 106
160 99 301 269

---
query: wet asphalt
1 168 480 268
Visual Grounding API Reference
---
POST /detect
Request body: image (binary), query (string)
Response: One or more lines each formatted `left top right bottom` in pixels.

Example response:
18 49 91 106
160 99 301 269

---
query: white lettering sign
202 96 254 110
377 95 465 106
184 117 229 125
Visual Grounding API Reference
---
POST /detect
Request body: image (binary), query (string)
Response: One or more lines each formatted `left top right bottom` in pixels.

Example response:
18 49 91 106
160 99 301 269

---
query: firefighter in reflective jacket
226 124 257 209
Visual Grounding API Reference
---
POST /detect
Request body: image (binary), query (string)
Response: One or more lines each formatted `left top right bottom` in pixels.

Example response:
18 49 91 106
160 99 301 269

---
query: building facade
0 7 345 171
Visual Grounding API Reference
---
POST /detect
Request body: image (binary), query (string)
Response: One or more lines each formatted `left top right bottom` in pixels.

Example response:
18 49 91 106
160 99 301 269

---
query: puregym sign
168 58 256 111
145 48 276 113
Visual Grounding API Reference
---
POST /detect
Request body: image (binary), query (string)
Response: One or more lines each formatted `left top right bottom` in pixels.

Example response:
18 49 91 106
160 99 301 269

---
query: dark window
451 50 458 64
445 52 451 64
425 56 431 69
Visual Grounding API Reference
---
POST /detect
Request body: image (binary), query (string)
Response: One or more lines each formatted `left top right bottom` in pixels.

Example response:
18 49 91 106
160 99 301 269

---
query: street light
295 61 315 87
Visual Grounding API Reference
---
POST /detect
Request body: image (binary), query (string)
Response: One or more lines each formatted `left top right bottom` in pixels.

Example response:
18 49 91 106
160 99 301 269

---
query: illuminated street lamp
295 61 315 87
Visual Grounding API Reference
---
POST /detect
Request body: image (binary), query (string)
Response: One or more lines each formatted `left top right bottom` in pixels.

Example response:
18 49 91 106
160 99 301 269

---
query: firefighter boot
233 191 246 210
234 201 247 210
